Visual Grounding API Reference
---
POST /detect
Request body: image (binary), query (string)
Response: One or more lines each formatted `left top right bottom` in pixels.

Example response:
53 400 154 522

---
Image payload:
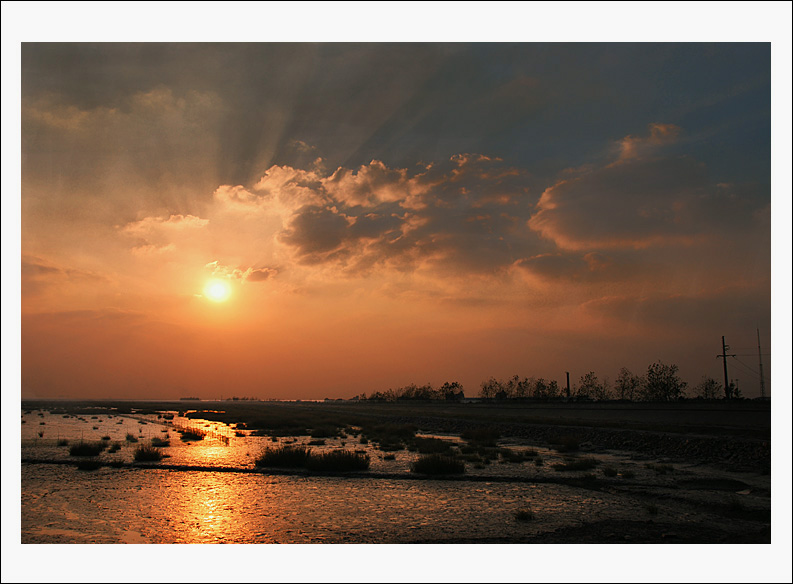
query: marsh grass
514 507 535 522
255 445 312 468
552 457 599 472
305 450 370 471
133 444 164 462
411 437 454 454
410 454 465 475
69 442 106 457
310 426 339 438
460 427 500 447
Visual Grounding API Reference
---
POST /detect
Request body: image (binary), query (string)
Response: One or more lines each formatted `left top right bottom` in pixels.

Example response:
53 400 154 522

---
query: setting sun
204 279 232 302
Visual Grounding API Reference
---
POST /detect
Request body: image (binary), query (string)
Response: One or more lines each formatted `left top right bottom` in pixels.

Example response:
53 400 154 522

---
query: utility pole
757 328 766 399
717 336 735 400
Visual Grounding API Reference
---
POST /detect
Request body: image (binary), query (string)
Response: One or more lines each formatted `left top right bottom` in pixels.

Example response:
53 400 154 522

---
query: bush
150 437 170 447
514 508 535 522
310 426 338 438
101 435 111 441
411 437 454 454
305 450 370 471
179 430 204 442
461 427 501 445
255 446 311 468
603 466 618 477
69 442 106 457
410 454 466 475
133 445 163 462
57 439 69 447
125 433 138 443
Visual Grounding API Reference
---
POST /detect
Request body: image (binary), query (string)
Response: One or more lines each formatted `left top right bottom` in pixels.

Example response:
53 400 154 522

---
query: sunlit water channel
20 408 769 543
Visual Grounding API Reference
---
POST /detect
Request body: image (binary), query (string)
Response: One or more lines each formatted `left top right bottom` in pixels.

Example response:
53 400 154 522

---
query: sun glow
204 279 232 302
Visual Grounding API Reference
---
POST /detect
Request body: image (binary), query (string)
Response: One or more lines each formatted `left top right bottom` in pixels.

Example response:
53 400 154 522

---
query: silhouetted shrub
179 430 204 442
125 433 138 443
57 439 69 447
69 442 106 456
255 446 311 468
150 437 170 447
411 454 465 475
603 466 618 477
514 508 535 521
411 437 454 454
305 450 370 471
133 445 163 462
310 426 338 438
101 435 111 441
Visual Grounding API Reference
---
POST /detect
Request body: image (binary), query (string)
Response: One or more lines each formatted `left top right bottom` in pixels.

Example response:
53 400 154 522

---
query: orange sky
13 42 782 400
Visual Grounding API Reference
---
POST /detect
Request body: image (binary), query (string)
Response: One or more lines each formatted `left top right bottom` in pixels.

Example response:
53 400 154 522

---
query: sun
204 279 232 302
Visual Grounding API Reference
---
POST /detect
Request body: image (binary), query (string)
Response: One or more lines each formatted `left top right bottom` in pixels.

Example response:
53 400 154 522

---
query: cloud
205 260 278 282
120 214 209 255
22 256 108 296
244 268 278 282
528 124 766 251
121 214 209 236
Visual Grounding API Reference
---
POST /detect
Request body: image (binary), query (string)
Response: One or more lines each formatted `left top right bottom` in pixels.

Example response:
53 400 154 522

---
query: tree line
354 361 742 402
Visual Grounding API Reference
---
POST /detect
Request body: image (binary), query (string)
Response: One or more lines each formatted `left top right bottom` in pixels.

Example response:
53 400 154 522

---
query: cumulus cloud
205 260 278 282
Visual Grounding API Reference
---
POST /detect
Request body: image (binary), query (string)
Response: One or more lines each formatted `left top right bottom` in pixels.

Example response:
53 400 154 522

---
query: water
19 408 770 544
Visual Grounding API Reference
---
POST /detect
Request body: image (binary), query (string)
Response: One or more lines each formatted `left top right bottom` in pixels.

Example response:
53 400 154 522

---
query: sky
6 11 789 402
2 4 792 583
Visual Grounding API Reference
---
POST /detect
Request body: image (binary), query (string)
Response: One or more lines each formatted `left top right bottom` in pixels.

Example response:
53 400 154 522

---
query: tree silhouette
641 361 687 401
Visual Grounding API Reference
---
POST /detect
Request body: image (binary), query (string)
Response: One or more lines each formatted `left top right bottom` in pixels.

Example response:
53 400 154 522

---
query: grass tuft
410 454 466 475
305 450 370 471
133 444 163 462
255 446 312 468
69 442 106 457
514 507 535 521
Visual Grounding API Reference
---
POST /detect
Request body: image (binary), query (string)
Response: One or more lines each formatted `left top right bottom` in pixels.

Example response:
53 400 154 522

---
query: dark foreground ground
21 399 773 543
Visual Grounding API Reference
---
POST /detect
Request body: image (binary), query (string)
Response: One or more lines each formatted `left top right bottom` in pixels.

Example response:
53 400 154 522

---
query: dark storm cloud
584 286 770 333
22 43 770 201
